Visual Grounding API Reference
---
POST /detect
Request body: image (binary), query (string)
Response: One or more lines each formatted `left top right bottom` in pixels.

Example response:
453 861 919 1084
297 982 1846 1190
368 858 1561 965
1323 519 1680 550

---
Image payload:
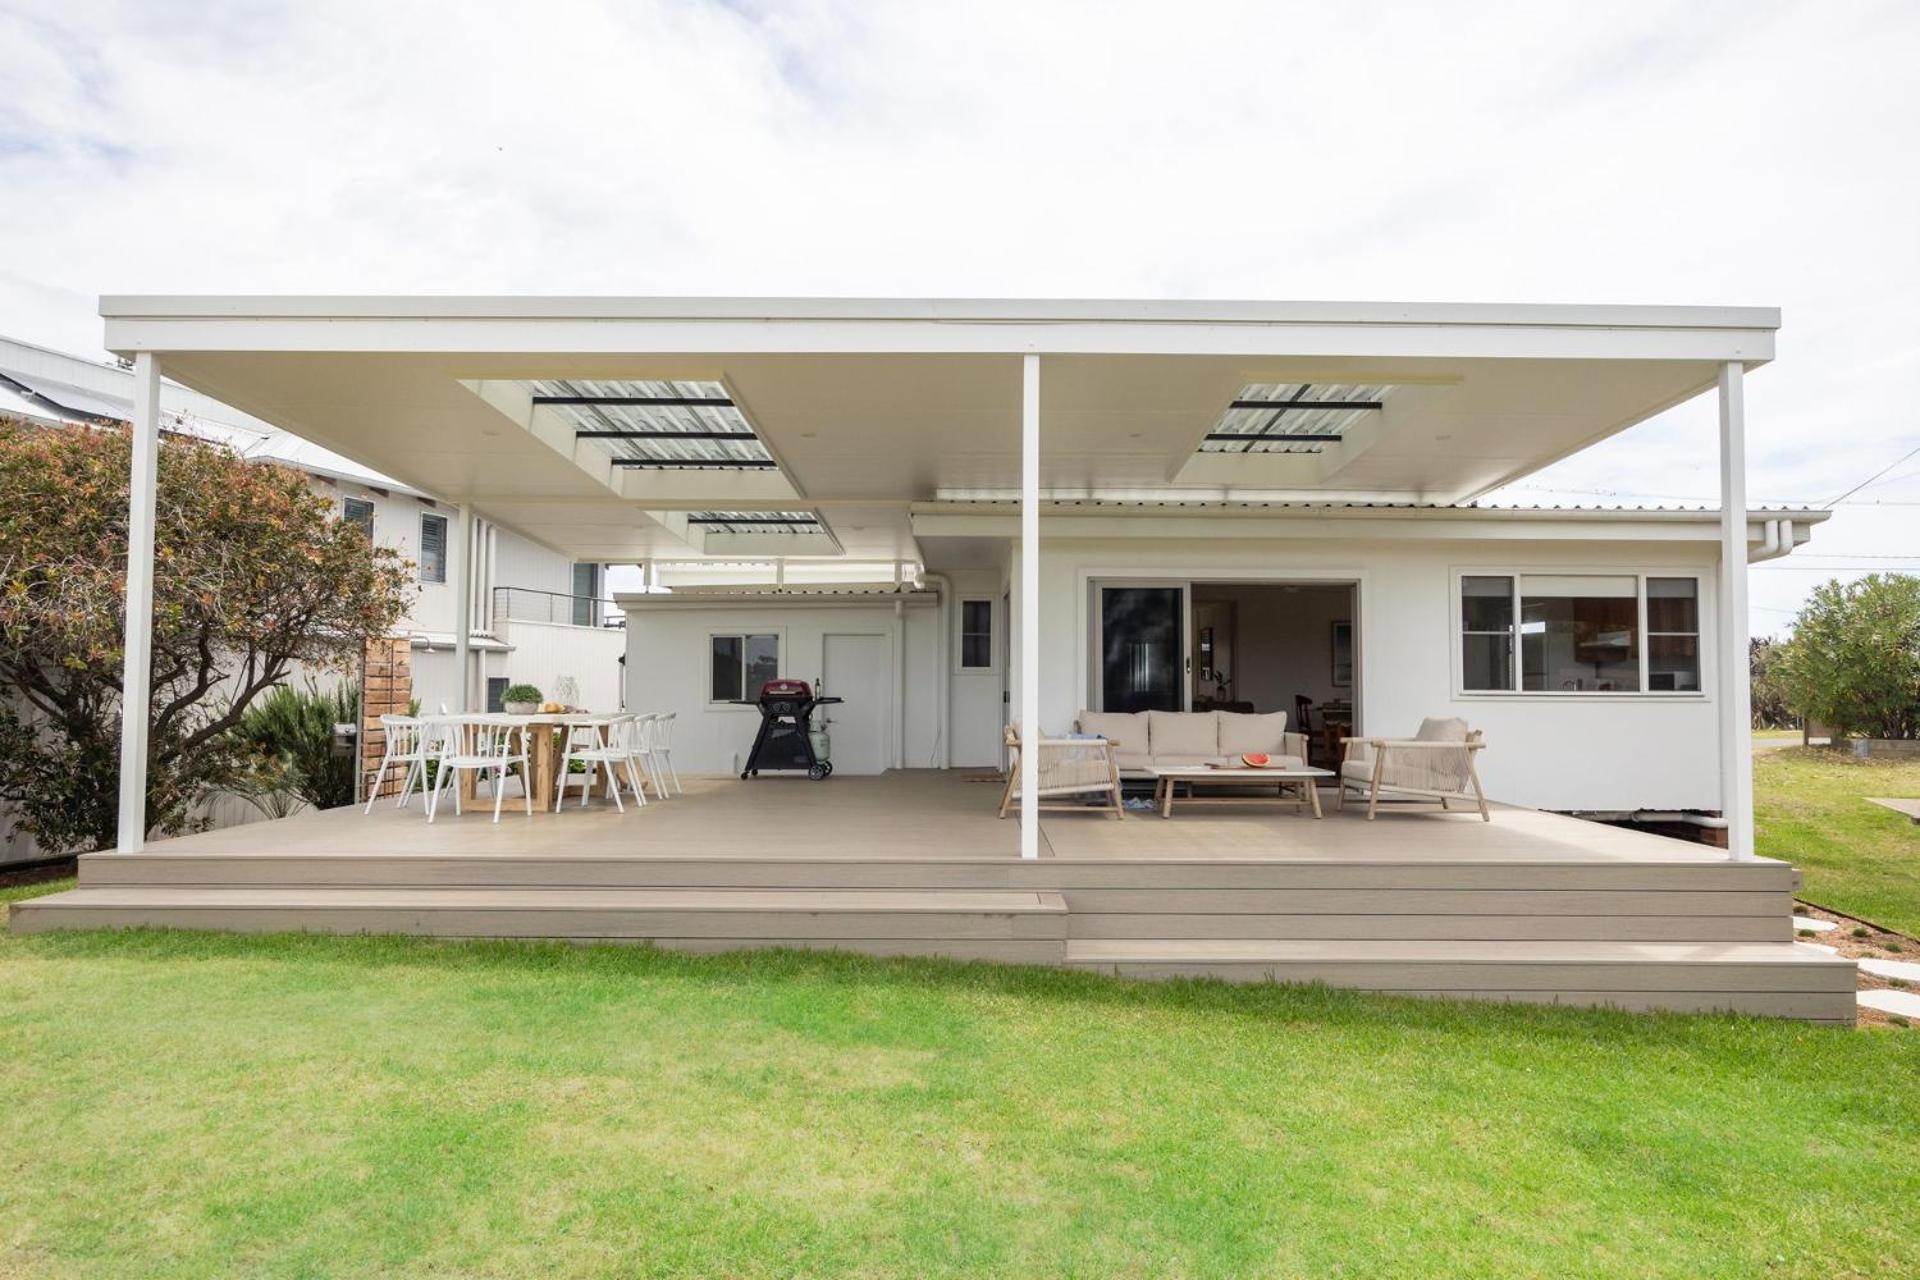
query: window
486 676 508 713
1646 578 1701 691
418 512 447 584
710 633 779 702
959 599 993 669
571 563 601 627
1459 573 1703 695
342 497 375 540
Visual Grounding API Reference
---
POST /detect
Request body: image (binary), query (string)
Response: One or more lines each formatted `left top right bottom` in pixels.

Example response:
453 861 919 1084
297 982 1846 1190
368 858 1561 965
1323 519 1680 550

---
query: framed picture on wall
1331 620 1353 687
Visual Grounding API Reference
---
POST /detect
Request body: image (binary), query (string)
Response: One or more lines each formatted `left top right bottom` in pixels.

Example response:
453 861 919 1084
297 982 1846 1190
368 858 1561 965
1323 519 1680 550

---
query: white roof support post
1019 353 1041 860
454 502 473 714
115 353 162 852
1717 362 1755 860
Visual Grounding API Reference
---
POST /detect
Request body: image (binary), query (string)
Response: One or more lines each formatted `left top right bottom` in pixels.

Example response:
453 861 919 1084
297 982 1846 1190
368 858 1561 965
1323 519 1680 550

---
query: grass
0 876 75 906
1755 747 1920 935
2 928 1917 1278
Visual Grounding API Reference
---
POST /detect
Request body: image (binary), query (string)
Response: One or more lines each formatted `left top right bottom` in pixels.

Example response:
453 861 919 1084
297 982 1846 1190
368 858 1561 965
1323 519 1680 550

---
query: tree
1748 637 1795 729
1777 574 1920 740
0 417 411 851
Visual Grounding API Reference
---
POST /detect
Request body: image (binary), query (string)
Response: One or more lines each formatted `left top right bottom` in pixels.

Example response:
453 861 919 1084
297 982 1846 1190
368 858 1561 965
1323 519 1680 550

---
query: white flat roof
90 294 1787 563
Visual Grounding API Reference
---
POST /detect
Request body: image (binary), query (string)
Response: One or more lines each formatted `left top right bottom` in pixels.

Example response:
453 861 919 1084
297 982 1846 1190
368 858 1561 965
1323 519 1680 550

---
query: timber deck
11 771 1857 1022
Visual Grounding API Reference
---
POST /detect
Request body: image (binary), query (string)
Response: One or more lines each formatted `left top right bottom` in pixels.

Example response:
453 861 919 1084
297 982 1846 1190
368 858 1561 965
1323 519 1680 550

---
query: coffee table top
1149 765 1333 779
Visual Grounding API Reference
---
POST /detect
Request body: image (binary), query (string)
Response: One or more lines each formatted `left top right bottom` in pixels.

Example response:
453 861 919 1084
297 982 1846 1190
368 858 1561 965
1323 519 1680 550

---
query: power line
1828 444 1920 506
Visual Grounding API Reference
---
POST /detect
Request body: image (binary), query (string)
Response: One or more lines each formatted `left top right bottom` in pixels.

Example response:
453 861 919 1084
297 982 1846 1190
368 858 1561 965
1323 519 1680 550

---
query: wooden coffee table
1148 765 1334 819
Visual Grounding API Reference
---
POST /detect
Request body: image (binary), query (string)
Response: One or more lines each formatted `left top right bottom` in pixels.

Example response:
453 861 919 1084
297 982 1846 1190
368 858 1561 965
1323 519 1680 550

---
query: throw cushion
1217 711 1290 756
1077 710 1147 758
1414 716 1471 742
1147 710 1220 758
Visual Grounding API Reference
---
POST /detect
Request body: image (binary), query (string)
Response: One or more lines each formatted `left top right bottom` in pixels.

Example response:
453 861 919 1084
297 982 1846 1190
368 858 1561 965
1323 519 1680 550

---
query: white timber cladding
1035 534 1731 813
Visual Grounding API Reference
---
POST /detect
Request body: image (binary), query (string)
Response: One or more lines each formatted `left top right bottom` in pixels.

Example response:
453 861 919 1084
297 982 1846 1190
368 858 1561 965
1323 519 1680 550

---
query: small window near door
710 633 779 702
485 676 508 713
418 512 448 584
959 599 993 669
342 497 375 541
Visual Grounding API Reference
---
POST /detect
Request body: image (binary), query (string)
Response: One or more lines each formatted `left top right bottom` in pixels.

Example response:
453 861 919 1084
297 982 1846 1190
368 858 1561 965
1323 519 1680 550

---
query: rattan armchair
997 724 1125 820
1338 719 1489 820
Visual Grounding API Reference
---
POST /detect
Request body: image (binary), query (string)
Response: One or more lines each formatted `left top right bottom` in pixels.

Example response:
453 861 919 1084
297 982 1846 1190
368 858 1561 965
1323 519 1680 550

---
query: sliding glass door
1098 585 1188 713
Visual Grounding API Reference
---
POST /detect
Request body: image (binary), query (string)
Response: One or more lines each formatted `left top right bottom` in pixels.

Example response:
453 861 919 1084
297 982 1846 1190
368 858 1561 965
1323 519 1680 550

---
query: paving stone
1858 957 1920 983
1857 988 1920 1019
1867 797 1920 823
1791 916 1837 933
1793 941 1840 956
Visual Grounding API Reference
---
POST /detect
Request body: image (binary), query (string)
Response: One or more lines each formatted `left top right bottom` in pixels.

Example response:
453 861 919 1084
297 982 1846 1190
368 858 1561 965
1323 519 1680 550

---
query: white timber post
1717 361 1755 860
1019 353 1041 859
115 353 162 853
454 502 473 714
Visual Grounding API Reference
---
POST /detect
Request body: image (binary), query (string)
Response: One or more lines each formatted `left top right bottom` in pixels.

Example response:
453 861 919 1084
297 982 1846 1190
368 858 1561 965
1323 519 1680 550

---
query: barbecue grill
740 679 842 780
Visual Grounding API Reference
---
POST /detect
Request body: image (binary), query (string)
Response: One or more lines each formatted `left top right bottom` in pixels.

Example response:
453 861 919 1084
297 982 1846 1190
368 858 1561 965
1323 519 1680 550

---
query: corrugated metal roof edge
910 499 1831 518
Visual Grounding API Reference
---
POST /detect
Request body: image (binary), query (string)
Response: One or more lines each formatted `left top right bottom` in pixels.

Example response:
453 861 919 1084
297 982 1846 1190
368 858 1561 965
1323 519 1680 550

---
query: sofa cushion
1217 711 1290 757
1415 716 1471 742
1147 710 1220 759
1077 710 1147 758
1113 750 1154 772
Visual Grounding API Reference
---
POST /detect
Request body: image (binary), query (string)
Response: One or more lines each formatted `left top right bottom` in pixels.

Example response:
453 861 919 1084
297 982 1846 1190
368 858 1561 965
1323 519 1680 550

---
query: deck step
1065 939 1858 1020
9 887 1069 961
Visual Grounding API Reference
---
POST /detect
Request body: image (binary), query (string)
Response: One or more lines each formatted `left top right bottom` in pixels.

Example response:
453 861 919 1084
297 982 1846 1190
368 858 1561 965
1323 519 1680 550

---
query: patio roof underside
109 301 1774 566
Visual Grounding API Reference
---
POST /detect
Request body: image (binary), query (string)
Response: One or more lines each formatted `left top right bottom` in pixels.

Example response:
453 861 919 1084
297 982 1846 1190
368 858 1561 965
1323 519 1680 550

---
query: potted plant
501 683 543 715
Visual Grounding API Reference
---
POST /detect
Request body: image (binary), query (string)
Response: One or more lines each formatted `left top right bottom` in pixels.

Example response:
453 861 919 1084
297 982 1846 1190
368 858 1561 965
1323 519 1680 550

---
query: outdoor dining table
425 712 623 813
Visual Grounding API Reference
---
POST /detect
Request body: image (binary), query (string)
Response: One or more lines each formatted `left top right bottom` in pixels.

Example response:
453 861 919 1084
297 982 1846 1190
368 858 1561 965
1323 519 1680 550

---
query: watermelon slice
1241 753 1272 768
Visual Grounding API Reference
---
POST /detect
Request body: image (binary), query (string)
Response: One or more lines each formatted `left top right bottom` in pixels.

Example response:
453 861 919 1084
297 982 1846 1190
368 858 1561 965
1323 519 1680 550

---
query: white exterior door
820 633 890 775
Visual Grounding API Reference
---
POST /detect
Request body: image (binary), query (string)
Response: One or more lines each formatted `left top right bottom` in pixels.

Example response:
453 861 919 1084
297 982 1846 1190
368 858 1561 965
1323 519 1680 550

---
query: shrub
233 682 361 810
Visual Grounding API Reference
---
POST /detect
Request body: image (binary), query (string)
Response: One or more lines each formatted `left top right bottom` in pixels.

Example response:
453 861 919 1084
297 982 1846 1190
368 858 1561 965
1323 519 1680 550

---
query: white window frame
955 597 999 673
1452 569 1708 699
707 630 782 706
418 511 448 584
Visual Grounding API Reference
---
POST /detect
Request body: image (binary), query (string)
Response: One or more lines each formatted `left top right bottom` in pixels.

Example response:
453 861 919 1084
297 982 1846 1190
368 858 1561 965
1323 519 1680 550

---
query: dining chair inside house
1293 695 1318 766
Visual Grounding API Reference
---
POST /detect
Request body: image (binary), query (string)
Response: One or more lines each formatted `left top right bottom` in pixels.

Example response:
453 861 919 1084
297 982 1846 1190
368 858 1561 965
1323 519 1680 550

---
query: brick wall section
360 636 413 801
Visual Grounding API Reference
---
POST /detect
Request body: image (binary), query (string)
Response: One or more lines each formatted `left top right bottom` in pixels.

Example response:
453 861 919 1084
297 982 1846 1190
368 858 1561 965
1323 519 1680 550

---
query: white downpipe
1717 362 1755 860
454 502 473 714
893 597 907 769
115 352 162 853
1748 517 1796 564
1019 353 1040 859
922 571 953 768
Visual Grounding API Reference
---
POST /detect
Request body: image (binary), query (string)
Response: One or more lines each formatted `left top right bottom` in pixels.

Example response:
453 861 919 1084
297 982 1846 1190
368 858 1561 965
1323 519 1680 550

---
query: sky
1 0 1915 634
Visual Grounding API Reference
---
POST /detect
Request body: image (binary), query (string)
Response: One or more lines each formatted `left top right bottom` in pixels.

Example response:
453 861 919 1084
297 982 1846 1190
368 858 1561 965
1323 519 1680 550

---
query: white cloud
1 0 1915 631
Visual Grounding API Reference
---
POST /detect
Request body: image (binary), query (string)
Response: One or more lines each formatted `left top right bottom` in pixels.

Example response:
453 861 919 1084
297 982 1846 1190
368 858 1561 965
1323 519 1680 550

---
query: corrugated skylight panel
530 378 774 468
1199 382 1392 455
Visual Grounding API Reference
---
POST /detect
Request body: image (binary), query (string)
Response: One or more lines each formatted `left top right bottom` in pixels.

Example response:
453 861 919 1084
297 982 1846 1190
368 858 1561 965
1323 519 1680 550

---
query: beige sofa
1074 709 1308 776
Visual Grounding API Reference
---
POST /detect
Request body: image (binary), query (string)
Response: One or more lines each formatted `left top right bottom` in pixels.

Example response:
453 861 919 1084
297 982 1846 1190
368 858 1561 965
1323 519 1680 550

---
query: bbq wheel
808 763 829 780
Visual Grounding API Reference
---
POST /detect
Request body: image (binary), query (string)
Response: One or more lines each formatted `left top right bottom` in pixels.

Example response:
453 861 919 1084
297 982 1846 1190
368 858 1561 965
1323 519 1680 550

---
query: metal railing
490 587 626 630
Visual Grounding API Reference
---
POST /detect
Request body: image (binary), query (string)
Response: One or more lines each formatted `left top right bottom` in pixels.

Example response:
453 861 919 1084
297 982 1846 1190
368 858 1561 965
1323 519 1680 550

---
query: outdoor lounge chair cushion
1217 710 1291 757
1147 710 1221 760
1414 716 1471 742
1077 711 1148 763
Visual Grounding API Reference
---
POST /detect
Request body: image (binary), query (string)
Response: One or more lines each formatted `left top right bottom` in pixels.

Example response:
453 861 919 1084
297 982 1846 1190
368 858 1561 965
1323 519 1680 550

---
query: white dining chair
428 716 532 823
554 716 646 812
626 712 668 799
363 714 432 813
652 711 683 796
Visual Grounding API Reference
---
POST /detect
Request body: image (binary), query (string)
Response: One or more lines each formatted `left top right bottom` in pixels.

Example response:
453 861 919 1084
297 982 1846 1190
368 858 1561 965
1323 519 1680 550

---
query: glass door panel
1100 586 1186 713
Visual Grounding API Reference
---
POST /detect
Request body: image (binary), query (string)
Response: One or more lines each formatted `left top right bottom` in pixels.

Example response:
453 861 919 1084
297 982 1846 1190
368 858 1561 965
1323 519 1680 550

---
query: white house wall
1021 535 1726 813
623 600 951 776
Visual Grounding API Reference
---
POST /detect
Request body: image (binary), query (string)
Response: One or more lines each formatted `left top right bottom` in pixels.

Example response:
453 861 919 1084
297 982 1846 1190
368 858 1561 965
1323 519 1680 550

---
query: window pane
1646 577 1698 633
418 514 447 584
711 636 742 702
744 634 779 696
1462 633 1514 691
960 600 992 668
1649 635 1701 692
1461 575 1513 631
343 497 374 540
485 677 508 713
1520 576 1640 691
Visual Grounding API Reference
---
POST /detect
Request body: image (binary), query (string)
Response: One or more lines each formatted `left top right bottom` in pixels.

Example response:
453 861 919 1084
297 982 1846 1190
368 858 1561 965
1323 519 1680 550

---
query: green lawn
2 926 1916 1279
1756 747 1920 934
